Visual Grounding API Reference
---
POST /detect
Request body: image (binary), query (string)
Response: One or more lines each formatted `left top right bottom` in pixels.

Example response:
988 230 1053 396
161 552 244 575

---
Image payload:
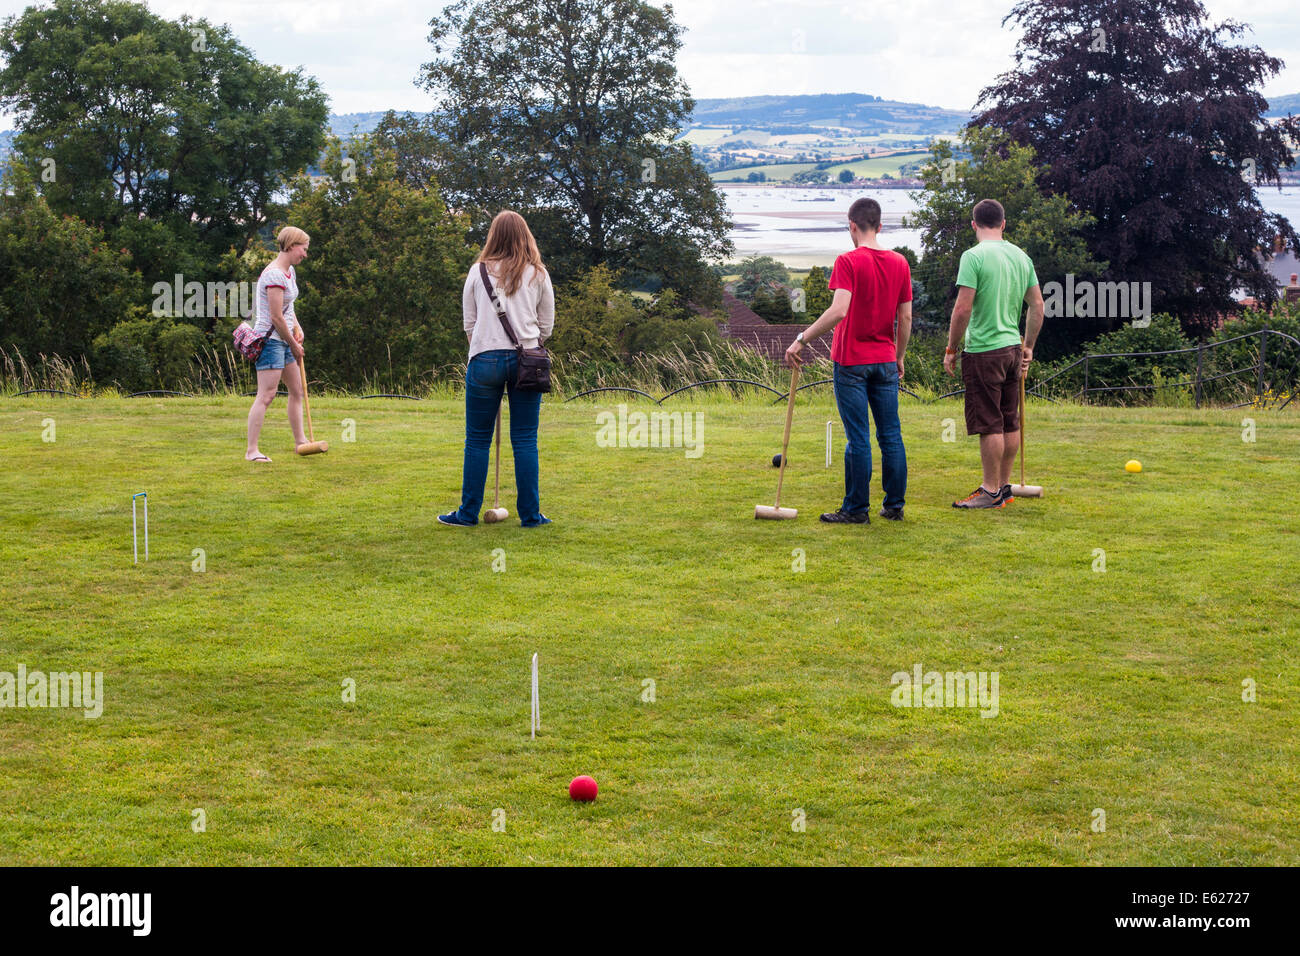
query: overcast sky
0 0 1297 125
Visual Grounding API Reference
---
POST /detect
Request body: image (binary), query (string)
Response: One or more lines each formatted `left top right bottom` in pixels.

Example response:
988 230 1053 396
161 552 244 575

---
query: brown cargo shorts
961 344 1022 435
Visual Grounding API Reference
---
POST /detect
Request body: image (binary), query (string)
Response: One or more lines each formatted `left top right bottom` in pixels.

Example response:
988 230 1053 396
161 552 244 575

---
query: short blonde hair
277 226 310 251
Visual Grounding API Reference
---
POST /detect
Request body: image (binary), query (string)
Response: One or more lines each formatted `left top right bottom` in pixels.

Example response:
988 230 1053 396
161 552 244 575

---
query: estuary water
721 184 1300 271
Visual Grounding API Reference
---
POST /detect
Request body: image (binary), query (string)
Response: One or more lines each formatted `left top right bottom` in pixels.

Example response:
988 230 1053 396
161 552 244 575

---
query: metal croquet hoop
132 492 148 564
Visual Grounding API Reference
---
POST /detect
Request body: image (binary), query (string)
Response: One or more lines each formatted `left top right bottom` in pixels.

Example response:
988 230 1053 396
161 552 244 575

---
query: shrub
91 317 207 392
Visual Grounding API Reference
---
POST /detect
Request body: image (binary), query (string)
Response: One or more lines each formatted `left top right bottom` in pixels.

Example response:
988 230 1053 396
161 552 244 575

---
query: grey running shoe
952 486 1005 509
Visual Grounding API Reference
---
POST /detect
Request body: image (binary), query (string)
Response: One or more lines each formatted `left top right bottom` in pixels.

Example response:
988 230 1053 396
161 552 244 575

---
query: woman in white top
439 211 555 526
245 226 310 463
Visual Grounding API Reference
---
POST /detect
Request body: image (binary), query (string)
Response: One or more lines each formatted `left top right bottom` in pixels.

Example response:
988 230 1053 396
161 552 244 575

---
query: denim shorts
255 337 296 371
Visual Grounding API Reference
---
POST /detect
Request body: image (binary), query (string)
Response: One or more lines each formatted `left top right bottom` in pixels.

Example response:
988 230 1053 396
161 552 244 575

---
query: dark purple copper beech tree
974 0 1300 330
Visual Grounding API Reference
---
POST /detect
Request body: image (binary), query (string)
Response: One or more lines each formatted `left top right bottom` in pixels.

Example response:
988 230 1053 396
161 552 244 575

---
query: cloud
0 0 1294 124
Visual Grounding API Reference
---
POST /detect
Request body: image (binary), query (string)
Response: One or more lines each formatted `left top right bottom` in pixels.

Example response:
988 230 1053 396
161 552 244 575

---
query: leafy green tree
792 169 829 184
284 136 476 388
372 110 445 194
751 288 794 323
733 255 791 301
91 315 207 392
975 0 1300 329
550 265 718 361
0 165 144 358
892 247 919 268
622 289 720 356
549 265 638 359
801 266 833 316
906 126 1104 356
418 0 731 303
0 0 328 284
837 169 855 184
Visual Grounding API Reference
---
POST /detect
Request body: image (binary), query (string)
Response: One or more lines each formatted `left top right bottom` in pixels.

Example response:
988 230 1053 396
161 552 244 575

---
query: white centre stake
132 492 148 563
530 653 540 739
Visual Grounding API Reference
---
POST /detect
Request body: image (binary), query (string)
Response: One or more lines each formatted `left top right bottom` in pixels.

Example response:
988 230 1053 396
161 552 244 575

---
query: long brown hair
476 210 546 296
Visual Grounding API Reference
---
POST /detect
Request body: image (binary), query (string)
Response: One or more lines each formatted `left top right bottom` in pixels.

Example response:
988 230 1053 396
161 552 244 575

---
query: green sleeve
955 248 979 289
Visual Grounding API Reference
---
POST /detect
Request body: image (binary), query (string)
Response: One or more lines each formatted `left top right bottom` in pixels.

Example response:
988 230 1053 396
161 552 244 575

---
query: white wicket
530 652 540 739
132 492 148 564
826 420 835 468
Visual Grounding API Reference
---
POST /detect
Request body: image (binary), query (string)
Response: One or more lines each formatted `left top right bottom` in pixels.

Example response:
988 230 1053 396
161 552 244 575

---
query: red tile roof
718 290 768 328
728 325 832 362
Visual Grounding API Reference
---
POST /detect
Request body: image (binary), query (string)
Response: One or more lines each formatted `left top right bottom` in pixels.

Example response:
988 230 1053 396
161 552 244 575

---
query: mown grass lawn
1 392 1297 865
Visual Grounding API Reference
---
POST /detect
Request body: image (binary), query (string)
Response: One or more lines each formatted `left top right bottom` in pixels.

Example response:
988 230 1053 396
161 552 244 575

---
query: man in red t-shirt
785 197 912 523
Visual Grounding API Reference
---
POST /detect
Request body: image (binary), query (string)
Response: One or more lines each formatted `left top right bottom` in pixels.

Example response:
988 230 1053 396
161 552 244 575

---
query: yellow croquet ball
1125 459 1142 473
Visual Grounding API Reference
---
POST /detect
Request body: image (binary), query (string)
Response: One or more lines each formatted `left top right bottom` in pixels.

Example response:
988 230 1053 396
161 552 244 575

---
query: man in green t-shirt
942 199 1045 509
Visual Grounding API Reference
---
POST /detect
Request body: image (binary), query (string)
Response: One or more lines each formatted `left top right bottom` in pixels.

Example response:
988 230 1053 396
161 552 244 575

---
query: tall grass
3 335 1295 409
0 348 92 396
553 340 834 399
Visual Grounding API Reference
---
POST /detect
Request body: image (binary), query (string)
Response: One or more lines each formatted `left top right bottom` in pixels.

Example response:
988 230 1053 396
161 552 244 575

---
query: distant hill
688 93 970 134
328 111 410 138
320 94 971 140
1266 93 1300 117
5 89 1290 167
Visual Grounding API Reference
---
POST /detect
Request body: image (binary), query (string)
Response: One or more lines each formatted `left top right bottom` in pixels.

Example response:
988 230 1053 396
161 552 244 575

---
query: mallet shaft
1019 370 1027 488
773 365 800 508
493 403 502 510
299 357 315 443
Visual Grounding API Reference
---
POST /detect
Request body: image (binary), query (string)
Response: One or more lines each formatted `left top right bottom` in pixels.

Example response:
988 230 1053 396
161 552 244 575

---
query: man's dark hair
972 199 1006 229
848 197 882 232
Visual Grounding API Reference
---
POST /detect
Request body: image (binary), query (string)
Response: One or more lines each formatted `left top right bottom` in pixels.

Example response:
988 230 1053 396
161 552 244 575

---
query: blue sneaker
521 515 552 527
437 512 476 527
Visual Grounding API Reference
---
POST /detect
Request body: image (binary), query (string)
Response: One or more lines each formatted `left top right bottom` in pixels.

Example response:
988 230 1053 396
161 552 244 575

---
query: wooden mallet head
1009 483 1043 498
483 506 509 523
295 440 329 456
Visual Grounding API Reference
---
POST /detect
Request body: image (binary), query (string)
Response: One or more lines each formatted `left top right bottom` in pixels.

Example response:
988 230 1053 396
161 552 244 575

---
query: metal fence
1020 329 1300 409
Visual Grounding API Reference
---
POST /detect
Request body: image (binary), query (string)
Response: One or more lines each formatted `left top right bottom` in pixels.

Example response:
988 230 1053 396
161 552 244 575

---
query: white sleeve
463 270 477 336
537 271 555 342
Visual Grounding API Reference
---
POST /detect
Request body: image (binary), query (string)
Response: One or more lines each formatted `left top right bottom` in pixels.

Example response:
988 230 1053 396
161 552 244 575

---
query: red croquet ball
569 775 598 802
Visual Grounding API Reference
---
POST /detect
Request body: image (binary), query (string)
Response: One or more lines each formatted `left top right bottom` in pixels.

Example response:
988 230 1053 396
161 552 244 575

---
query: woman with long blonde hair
439 211 555 526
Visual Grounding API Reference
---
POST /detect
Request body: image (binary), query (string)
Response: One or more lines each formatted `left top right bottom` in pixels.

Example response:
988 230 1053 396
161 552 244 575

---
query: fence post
1258 329 1268 401
1195 343 1204 409
1083 355 1089 404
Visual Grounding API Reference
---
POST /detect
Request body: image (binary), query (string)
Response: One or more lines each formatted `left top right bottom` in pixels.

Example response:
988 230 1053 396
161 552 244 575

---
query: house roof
728 325 832 362
718 290 768 328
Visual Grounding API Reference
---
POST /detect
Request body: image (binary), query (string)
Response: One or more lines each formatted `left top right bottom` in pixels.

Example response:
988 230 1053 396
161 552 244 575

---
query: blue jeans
833 362 906 513
455 350 545 525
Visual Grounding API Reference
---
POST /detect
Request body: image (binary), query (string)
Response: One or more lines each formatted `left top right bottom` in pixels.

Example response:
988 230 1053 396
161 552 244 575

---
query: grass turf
1 393 1297 865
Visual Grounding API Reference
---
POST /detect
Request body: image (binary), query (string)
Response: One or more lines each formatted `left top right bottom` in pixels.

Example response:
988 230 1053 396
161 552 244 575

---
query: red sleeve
898 258 913 304
828 253 851 291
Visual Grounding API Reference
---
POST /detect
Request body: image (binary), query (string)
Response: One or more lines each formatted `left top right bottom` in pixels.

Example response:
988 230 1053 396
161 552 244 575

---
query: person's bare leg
1000 430 1020 488
979 433 1003 492
283 359 307 446
246 367 284 460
